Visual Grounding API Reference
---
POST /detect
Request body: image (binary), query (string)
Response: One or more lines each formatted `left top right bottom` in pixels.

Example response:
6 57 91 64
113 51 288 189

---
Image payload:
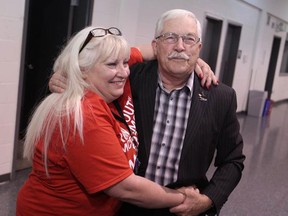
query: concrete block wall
0 0 25 176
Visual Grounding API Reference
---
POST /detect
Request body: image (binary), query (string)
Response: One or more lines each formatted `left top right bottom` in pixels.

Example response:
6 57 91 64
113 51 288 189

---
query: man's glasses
156 32 200 45
79 27 122 53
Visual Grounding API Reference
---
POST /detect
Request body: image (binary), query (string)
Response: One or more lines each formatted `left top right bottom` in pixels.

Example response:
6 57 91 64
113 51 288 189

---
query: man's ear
151 40 158 56
198 42 202 51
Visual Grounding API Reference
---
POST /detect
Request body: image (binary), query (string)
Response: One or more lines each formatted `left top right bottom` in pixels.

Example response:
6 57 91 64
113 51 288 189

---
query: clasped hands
170 186 213 216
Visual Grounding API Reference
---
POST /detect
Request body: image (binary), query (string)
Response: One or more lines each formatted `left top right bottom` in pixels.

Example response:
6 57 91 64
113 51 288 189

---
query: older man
122 9 245 216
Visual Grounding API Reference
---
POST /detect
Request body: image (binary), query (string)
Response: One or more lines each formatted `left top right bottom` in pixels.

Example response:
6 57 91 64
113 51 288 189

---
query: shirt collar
157 71 194 97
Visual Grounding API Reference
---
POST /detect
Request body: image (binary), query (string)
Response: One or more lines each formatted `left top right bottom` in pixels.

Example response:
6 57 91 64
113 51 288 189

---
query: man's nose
174 37 185 51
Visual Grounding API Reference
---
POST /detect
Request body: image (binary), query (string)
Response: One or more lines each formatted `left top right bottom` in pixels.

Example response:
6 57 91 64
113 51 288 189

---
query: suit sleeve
202 88 245 215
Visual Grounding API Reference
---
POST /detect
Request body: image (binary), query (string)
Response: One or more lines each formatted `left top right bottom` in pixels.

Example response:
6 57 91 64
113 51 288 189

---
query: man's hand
49 72 67 93
195 58 218 89
170 186 213 216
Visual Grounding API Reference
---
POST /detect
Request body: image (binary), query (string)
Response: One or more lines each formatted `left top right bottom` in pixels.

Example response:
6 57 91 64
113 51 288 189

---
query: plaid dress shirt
145 73 194 186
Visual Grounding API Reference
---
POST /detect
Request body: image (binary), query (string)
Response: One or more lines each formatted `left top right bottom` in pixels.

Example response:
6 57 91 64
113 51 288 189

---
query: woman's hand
170 186 213 216
195 58 218 89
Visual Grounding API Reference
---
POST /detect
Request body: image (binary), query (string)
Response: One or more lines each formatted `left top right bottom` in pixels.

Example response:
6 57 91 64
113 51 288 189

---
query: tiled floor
0 168 30 216
1 101 288 216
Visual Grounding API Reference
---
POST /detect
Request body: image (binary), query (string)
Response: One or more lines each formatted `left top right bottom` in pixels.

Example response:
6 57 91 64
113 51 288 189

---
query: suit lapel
140 62 158 158
181 77 209 159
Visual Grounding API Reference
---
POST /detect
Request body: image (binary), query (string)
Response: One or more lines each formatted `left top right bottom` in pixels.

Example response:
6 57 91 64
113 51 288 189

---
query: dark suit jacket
119 60 245 216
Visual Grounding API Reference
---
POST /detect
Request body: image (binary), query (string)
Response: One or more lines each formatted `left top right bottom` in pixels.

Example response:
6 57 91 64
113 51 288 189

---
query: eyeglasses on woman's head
79 27 122 53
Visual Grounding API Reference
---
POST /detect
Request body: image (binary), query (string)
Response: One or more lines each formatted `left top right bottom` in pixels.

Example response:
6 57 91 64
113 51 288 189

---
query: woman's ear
82 72 88 80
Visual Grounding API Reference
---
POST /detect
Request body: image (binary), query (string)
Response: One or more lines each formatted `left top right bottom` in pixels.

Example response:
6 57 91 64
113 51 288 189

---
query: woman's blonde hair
23 26 130 175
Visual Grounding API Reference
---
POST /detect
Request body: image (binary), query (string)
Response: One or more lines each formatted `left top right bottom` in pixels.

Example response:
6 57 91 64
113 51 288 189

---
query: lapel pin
198 91 207 102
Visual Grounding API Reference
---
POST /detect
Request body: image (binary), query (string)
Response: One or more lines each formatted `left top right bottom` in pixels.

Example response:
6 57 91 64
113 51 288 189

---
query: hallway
1 101 288 216
220 100 288 215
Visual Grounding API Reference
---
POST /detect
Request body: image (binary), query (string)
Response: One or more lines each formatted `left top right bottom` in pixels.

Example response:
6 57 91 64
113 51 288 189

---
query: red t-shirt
16 48 144 216
109 47 144 167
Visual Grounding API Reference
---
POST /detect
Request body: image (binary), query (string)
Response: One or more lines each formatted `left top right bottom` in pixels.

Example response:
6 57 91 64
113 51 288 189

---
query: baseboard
237 99 288 116
0 173 11 183
272 98 288 106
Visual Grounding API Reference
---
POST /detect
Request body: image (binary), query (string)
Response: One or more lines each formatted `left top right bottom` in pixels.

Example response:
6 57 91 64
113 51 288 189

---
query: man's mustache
168 52 189 60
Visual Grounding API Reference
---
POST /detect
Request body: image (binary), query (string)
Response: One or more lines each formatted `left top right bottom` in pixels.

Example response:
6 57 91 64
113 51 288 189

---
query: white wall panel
0 0 24 176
